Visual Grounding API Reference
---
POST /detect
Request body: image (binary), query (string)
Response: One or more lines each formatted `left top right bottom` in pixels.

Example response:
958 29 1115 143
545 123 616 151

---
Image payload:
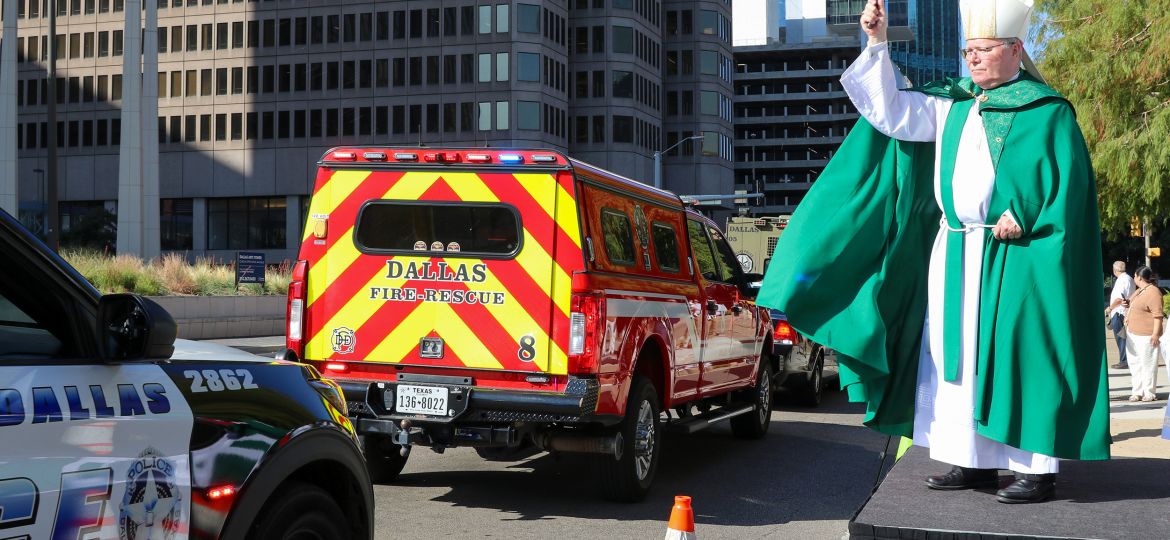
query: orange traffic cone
665 495 696 540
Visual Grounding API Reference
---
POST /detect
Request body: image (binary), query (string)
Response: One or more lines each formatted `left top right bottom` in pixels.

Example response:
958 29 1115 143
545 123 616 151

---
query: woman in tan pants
1124 266 1163 401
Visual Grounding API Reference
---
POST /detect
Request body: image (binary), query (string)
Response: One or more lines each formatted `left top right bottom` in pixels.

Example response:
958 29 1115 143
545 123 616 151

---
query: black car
0 210 372 539
765 309 828 405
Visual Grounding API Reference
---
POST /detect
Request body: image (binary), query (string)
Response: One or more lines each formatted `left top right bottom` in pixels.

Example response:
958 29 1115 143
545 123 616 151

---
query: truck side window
686 220 718 281
600 208 636 266
708 226 743 283
651 222 680 273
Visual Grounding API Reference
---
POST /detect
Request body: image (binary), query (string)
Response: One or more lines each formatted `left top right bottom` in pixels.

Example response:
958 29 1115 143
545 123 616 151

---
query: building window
612 70 632 98
517 4 539 33
517 53 539 82
517 101 539 130
160 198 193 250
496 4 509 33
478 5 492 33
612 115 632 143
478 53 491 83
495 101 508 130
613 26 632 54
495 52 509 82
700 91 719 116
477 102 491 131
207 197 287 250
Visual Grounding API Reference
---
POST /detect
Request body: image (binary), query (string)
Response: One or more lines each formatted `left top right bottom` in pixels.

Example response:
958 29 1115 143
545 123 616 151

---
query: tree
1032 1 1170 239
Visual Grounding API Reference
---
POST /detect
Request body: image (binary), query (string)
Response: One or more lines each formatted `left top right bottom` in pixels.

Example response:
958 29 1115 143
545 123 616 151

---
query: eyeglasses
961 40 1015 59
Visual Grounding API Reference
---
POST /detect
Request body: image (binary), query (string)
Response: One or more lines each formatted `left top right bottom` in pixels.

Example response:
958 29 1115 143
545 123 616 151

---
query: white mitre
959 0 1045 83
959 0 1032 40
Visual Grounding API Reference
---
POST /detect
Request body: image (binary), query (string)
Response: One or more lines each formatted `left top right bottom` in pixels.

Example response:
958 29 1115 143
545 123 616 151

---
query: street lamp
653 134 704 190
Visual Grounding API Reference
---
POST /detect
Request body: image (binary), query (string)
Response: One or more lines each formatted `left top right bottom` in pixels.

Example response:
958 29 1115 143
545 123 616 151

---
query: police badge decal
119 447 183 540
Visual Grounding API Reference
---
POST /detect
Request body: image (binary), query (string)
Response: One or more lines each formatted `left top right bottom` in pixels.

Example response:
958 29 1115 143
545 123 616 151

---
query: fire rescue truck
281 148 775 501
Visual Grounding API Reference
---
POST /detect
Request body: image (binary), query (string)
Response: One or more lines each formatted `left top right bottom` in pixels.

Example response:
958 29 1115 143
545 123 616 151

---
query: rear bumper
340 377 602 425
340 377 607 448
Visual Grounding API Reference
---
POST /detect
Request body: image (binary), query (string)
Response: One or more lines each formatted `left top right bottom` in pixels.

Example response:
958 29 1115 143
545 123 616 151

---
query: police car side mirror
98 294 178 361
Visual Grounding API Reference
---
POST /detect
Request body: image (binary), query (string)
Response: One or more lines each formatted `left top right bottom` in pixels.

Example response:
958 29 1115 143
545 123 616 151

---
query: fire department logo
332 327 356 354
633 205 650 269
119 447 183 540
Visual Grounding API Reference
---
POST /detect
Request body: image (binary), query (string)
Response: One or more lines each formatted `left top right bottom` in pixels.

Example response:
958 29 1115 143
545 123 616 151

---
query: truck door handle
707 300 718 315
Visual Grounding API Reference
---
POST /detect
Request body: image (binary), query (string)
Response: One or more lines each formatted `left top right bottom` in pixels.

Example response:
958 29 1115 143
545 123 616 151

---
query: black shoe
925 466 999 491
996 473 1056 503
1111 363 1129 369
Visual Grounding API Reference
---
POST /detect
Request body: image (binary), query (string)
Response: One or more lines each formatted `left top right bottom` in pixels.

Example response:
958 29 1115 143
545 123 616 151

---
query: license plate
396 384 449 416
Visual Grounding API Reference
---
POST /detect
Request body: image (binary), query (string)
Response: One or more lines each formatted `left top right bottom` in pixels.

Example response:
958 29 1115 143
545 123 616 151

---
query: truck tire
731 362 773 439
595 376 661 502
799 350 825 407
364 434 409 484
250 481 350 539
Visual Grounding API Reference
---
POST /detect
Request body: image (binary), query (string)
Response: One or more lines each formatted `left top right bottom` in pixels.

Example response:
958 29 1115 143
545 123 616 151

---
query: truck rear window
354 202 521 257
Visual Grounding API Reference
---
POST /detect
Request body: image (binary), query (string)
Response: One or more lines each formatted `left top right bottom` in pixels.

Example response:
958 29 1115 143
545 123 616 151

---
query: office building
732 0 958 216
3 0 733 261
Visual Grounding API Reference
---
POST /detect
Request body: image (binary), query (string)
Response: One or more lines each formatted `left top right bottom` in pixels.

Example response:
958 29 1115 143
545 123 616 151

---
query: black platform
850 447 1170 540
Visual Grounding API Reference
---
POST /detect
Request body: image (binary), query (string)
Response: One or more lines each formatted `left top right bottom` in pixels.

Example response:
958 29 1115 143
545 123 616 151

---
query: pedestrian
757 0 1109 506
1105 261 1135 369
1123 266 1163 402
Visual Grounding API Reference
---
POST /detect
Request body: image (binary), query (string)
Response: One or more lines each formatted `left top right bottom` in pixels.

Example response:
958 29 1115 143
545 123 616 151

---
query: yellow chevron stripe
554 182 582 248
304 261 411 359
306 172 439 309
442 172 499 202
366 301 505 369
462 267 567 374
301 170 370 242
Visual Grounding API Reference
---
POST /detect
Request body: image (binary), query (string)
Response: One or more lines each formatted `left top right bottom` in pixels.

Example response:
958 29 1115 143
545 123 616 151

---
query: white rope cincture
940 217 996 233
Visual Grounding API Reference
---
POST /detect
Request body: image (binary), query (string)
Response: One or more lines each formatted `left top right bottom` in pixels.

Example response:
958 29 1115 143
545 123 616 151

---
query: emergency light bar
321 149 566 166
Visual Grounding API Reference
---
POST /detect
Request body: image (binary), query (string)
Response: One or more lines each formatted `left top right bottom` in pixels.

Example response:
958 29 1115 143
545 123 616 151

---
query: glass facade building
888 0 962 86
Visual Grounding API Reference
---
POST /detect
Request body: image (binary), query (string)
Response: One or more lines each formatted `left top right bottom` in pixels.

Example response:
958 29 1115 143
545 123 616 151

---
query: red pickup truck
282 148 774 501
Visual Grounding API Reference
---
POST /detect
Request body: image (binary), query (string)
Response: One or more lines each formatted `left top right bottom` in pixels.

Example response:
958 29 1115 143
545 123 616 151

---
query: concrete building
732 0 959 216
3 0 733 261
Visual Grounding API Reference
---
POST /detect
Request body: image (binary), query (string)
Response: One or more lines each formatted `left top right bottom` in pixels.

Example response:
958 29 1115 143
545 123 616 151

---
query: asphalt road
367 373 893 540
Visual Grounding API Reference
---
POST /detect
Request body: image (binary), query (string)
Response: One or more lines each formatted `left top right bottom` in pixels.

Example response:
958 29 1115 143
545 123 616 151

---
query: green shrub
61 250 291 296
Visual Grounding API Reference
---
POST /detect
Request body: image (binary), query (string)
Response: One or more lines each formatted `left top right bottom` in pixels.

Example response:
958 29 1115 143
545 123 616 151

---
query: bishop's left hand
992 212 1022 240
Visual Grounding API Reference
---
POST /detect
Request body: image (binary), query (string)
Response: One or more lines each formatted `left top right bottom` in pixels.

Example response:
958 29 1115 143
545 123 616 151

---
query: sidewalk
202 330 1169 458
1103 328 1169 459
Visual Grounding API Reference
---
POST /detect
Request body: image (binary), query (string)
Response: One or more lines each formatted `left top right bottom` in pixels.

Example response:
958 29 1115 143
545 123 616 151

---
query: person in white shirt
1104 261 1136 369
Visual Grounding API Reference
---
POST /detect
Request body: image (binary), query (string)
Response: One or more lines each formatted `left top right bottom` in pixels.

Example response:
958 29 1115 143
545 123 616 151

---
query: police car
0 209 372 539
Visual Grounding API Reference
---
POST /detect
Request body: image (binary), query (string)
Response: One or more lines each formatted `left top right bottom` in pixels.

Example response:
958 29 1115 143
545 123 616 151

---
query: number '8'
517 335 537 362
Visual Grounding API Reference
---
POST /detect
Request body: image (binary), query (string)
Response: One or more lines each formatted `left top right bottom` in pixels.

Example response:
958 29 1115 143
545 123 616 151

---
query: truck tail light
286 260 308 356
773 320 795 346
568 292 604 373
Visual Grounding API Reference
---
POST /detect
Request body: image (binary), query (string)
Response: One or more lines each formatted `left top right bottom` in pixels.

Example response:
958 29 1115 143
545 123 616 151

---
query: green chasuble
756 73 1111 461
